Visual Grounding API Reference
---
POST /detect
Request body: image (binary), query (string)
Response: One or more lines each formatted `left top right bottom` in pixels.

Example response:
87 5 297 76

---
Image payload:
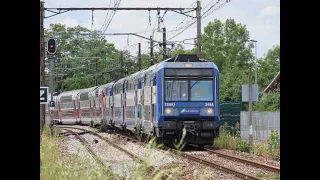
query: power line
100 0 122 35
98 0 113 33
166 0 232 41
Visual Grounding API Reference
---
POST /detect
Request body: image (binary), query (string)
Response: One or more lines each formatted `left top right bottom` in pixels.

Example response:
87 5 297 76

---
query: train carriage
56 89 82 124
90 82 115 128
77 86 98 125
104 82 115 127
123 70 145 133
112 77 127 129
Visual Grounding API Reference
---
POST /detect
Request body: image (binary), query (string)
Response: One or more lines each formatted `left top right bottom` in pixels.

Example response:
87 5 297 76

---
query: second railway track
60 126 175 180
58 125 280 180
204 148 280 173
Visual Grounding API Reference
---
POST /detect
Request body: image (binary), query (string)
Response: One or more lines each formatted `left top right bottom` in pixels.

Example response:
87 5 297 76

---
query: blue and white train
49 54 220 149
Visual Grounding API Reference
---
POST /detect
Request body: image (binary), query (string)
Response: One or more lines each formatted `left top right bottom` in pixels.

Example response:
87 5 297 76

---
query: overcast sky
42 0 280 59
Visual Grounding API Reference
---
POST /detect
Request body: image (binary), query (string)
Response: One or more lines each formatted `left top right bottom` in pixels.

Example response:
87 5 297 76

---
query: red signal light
47 38 57 54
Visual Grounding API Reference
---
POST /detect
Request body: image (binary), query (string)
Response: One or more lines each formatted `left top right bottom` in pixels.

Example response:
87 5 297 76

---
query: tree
201 19 255 102
257 45 280 91
45 23 122 91
254 92 280 111
202 19 254 74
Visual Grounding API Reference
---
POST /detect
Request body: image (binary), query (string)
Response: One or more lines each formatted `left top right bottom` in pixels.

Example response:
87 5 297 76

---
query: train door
151 74 157 124
110 87 114 126
89 92 93 120
135 78 140 133
78 95 82 124
101 90 105 123
72 95 78 123
121 81 126 129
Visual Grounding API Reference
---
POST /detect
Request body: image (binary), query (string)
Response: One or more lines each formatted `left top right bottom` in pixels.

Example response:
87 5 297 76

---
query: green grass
214 123 280 161
213 125 237 150
40 126 114 180
256 173 280 180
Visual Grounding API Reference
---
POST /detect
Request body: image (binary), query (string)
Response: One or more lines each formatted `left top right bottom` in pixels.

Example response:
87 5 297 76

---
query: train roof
113 77 127 86
57 89 82 99
127 69 146 80
133 54 219 75
78 86 98 97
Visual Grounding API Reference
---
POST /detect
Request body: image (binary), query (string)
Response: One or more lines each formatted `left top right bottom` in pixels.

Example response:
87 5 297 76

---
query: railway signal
47 38 57 55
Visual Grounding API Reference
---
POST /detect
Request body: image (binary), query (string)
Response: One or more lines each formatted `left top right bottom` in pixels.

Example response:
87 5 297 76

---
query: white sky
42 0 280 59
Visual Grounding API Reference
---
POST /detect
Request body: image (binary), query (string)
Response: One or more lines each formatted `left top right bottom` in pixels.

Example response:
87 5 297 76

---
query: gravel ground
58 134 95 164
184 151 279 178
96 132 242 180
212 149 280 167
58 125 277 179
80 133 137 178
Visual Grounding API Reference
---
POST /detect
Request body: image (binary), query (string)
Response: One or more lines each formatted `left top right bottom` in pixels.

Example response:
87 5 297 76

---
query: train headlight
200 107 214 116
164 108 179 116
166 108 172 114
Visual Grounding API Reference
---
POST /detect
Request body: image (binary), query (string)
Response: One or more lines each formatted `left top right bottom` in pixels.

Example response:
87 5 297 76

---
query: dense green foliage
44 18 279 111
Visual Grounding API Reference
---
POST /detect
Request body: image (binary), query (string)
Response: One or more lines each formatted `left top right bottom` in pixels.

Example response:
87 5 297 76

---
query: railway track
204 149 280 173
163 147 263 180
59 126 175 180
58 125 275 180
61 128 121 180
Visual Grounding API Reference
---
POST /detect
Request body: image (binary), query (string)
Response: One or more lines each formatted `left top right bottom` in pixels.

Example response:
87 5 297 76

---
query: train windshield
165 80 214 101
165 80 189 101
190 80 213 101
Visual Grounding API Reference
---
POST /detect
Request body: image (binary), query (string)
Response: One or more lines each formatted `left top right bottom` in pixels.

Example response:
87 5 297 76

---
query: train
46 54 220 149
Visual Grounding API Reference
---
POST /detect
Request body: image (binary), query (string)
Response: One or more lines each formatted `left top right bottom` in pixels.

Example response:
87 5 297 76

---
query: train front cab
157 60 220 149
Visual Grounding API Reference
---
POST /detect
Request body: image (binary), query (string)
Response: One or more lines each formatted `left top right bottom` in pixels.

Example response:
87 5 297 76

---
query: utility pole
150 35 154 66
162 27 167 61
138 43 141 71
254 42 258 85
250 39 258 85
248 69 253 152
49 56 55 125
196 0 202 58
95 58 98 86
120 52 124 77
40 1 45 140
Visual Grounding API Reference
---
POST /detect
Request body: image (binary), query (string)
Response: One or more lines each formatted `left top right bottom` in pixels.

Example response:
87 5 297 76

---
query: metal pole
95 58 98 86
150 35 154 66
120 52 124 77
248 69 253 152
40 1 45 139
138 43 141 71
250 39 258 85
49 56 54 125
196 0 202 58
254 41 258 85
162 27 167 60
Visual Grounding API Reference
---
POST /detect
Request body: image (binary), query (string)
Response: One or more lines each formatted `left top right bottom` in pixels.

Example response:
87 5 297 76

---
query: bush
252 142 270 159
213 123 280 161
236 138 250 153
213 124 237 150
254 92 280 111
268 130 280 161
